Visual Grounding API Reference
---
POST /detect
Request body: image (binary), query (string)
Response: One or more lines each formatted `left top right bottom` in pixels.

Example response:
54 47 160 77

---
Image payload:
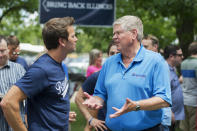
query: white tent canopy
20 43 45 53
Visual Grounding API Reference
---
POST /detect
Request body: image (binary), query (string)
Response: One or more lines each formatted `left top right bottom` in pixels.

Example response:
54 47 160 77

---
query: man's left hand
69 111 77 123
110 98 136 118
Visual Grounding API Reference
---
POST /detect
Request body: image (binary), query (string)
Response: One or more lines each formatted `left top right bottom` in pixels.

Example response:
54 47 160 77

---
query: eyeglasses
109 51 120 56
12 52 20 55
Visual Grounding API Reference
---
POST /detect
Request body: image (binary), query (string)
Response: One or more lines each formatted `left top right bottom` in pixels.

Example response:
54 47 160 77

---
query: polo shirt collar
168 64 175 72
116 44 145 63
0 60 11 69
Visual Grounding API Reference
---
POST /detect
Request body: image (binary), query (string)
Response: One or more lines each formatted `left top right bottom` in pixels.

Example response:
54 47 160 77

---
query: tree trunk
176 14 194 58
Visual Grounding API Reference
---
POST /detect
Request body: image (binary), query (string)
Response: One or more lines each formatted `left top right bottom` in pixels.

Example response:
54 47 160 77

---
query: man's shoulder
88 71 100 80
144 50 165 63
8 60 24 69
17 56 26 61
7 61 25 75
30 54 60 74
104 53 120 64
31 54 50 67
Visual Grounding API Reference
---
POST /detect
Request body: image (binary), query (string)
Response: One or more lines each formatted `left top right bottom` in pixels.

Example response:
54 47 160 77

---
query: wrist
88 117 94 125
135 101 141 111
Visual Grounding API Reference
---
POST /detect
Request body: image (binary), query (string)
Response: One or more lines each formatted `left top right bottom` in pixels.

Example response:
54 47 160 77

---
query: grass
70 103 86 131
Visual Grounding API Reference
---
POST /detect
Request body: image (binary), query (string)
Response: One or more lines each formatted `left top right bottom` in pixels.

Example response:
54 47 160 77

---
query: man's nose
113 34 118 40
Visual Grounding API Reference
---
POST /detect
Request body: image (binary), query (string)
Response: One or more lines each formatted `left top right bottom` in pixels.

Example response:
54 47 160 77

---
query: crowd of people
0 15 196 131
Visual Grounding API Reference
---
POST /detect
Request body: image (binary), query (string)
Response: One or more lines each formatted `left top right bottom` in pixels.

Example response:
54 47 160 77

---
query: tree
1 0 196 57
130 0 197 57
77 0 178 53
0 0 38 23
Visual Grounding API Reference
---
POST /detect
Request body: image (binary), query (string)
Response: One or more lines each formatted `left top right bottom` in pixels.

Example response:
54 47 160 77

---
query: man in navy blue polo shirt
7 35 29 71
0 17 78 131
83 15 171 131
75 41 119 131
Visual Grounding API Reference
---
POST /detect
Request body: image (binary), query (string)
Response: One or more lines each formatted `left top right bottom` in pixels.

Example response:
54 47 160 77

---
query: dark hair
164 45 180 59
6 35 20 46
188 42 197 55
42 17 75 50
143 34 159 47
107 40 116 55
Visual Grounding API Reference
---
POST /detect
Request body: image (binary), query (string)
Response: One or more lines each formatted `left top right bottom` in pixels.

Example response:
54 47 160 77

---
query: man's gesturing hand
82 92 103 110
110 98 137 118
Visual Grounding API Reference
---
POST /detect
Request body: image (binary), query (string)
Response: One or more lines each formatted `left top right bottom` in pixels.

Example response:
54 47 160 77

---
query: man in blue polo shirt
164 45 185 131
0 17 78 131
83 15 171 131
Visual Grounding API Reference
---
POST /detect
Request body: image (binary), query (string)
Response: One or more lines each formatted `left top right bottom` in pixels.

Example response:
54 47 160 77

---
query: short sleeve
93 63 107 102
152 59 172 105
15 67 49 98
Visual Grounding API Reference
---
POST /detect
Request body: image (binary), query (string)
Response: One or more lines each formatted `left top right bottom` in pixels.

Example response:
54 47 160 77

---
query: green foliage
115 0 177 49
76 32 94 53
0 0 42 45
0 0 197 56
70 103 86 131
129 0 197 57
0 15 43 45
77 27 113 53
0 0 38 22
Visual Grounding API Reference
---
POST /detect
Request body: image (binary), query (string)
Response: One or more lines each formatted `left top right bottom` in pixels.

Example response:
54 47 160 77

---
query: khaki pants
180 105 197 131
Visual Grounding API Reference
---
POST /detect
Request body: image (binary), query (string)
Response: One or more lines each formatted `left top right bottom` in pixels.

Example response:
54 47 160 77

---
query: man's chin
69 48 76 53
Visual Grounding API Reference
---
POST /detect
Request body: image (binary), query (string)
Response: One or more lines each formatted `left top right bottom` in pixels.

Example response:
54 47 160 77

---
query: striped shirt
0 60 25 131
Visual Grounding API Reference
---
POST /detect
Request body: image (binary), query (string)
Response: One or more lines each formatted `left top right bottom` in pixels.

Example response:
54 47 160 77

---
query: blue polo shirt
94 46 171 131
169 65 185 120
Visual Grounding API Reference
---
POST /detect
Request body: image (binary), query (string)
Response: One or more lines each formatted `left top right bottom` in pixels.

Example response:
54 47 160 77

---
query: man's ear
154 44 158 50
131 29 138 39
58 38 66 47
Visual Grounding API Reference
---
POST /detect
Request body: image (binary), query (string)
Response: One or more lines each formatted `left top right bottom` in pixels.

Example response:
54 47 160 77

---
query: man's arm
110 96 169 118
136 96 170 110
75 88 107 131
75 88 92 121
0 85 27 131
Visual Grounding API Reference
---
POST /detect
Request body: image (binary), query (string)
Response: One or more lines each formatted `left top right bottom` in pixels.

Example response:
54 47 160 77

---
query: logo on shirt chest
131 73 146 78
55 77 69 98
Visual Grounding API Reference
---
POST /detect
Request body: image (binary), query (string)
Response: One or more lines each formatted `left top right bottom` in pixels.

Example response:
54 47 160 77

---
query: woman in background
86 49 102 77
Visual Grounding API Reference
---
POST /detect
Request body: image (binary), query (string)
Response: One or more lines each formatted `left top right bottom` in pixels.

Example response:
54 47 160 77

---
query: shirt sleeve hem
155 95 172 107
15 83 31 98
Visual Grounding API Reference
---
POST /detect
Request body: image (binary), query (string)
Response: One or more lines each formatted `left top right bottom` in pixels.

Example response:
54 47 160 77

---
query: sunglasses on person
12 52 20 55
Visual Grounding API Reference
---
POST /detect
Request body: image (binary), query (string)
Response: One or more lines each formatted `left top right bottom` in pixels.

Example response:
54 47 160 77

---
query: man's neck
47 49 67 63
0 61 8 69
122 41 141 60
121 41 141 68
166 59 174 68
